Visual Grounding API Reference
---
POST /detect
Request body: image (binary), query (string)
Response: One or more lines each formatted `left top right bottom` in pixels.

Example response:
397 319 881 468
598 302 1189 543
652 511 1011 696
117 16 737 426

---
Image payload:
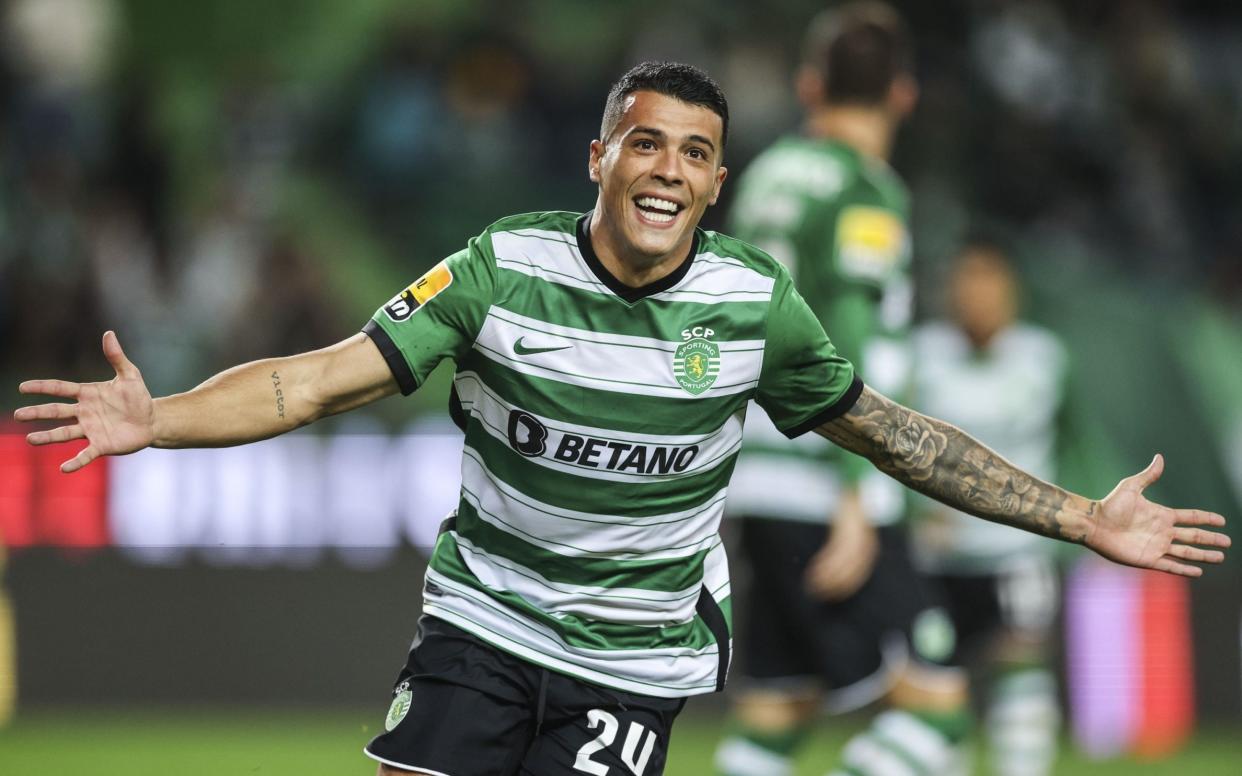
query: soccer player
14 62 1228 776
910 243 1068 776
718 5 971 775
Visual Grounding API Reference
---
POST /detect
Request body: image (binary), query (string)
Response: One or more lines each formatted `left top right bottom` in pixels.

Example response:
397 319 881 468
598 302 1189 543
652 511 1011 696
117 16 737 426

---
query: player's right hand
14 330 155 473
805 490 879 601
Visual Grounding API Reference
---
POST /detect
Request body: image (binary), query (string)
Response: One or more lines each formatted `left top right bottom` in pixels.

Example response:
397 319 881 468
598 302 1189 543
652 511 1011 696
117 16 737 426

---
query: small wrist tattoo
271 371 285 420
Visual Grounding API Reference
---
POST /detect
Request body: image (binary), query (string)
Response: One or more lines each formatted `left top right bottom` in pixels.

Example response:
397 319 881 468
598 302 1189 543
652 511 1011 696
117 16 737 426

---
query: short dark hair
600 61 729 153
804 1 913 106
958 233 1014 262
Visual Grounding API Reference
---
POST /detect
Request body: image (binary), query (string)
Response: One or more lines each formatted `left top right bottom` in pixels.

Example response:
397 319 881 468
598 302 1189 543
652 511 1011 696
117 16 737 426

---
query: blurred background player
910 242 1067 776
718 4 971 775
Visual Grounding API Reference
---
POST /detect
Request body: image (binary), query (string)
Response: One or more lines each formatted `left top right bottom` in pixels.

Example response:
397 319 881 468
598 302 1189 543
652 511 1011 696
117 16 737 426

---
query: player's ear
795 65 824 109
708 165 728 206
889 74 918 119
588 140 604 183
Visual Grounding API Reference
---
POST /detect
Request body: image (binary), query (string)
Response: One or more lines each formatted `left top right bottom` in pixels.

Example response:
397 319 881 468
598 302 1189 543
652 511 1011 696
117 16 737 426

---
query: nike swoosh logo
513 336 572 356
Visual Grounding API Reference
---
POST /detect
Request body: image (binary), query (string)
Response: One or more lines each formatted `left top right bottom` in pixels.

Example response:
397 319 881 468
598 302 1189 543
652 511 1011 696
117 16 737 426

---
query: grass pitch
0 707 1238 774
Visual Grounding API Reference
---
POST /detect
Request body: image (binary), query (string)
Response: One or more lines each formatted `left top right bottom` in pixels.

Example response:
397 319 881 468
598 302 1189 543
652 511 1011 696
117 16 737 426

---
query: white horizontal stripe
454 532 701 625
459 440 729 529
428 570 719 660
491 228 604 291
423 569 720 697
490 229 777 309
474 308 763 399
652 289 773 305
460 447 725 559
456 371 745 447
692 251 749 269
995 668 1057 696
702 541 730 600
490 305 769 353
497 257 605 295
874 710 952 770
989 697 1059 726
652 252 776 304
458 373 743 484
361 749 453 776
843 734 921 776
714 737 793 776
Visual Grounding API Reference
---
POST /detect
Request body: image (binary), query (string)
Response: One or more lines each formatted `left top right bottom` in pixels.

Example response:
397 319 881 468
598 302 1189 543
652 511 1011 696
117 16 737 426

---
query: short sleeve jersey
363 211 859 697
725 136 912 524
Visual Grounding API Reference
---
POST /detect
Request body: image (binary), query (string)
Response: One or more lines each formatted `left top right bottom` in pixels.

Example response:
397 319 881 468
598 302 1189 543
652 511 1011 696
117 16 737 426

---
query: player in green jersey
718 6 976 776
14 61 1229 776
911 243 1068 776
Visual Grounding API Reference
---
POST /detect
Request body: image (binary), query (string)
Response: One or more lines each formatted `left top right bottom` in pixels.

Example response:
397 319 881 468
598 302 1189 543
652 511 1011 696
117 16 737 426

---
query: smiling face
588 91 728 278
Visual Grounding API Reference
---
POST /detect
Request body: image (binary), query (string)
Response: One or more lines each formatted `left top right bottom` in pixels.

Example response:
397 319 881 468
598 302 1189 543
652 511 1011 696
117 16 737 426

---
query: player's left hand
1086 454 1230 577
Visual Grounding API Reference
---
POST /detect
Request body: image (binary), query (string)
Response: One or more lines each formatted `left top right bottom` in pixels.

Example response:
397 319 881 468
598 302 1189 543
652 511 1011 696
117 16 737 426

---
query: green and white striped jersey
725 137 912 525
910 321 1068 573
363 210 860 697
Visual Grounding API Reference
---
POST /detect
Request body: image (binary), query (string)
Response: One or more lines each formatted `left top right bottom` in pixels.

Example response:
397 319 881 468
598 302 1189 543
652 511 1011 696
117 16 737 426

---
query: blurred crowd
1 0 1240 397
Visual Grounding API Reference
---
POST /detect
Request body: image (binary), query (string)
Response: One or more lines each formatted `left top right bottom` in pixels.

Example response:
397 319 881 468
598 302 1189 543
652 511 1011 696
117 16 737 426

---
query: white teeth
636 196 679 213
644 210 675 223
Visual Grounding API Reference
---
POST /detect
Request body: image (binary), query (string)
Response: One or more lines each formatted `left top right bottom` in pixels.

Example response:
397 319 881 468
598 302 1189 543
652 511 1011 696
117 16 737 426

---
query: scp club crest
673 326 720 396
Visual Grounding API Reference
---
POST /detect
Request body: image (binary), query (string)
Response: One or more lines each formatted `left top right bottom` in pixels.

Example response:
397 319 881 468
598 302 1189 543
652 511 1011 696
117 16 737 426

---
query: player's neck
587 211 693 289
964 321 1008 351
805 107 894 162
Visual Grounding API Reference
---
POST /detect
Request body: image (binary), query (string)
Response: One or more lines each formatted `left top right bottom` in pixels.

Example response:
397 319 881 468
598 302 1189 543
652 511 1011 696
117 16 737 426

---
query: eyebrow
631 125 717 155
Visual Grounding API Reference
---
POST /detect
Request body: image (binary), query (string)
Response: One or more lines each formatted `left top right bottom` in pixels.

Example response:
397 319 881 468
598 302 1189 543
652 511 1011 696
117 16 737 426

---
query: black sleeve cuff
780 375 865 439
362 320 418 396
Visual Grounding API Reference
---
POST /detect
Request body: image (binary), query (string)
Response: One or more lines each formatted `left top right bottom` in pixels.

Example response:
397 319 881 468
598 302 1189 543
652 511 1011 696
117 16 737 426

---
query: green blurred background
1 0 1240 772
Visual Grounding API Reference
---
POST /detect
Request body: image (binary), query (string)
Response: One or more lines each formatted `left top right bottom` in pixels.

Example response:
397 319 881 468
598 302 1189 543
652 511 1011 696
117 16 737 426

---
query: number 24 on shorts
574 709 658 775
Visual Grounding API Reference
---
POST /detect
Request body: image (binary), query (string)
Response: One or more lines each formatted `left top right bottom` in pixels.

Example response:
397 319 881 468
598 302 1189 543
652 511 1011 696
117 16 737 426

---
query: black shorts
737 519 958 709
930 558 1060 663
365 616 686 776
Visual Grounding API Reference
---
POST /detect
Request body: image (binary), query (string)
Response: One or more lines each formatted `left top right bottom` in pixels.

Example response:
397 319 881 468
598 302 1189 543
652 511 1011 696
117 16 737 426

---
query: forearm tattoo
271 370 286 420
817 387 1093 542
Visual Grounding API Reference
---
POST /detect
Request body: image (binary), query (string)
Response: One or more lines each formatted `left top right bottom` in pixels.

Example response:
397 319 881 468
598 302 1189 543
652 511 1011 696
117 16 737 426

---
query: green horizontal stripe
490 210 582 234
464 426 738 518
494 272 772 342
455 491 711 592
461 355 746 436
429 531 718 651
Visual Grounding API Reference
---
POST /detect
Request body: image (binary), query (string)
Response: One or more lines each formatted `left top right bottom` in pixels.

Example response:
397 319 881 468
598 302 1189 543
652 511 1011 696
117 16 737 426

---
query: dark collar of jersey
575 211 699 304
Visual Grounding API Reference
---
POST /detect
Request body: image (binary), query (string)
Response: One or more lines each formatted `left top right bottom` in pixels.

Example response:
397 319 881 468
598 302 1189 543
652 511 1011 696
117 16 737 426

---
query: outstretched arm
816 385 1230 577
15 331 398 472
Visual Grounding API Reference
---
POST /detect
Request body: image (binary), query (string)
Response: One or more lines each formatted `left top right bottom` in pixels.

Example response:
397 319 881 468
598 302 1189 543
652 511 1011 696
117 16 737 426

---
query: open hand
1086 454 1230 577
14 331 155 472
